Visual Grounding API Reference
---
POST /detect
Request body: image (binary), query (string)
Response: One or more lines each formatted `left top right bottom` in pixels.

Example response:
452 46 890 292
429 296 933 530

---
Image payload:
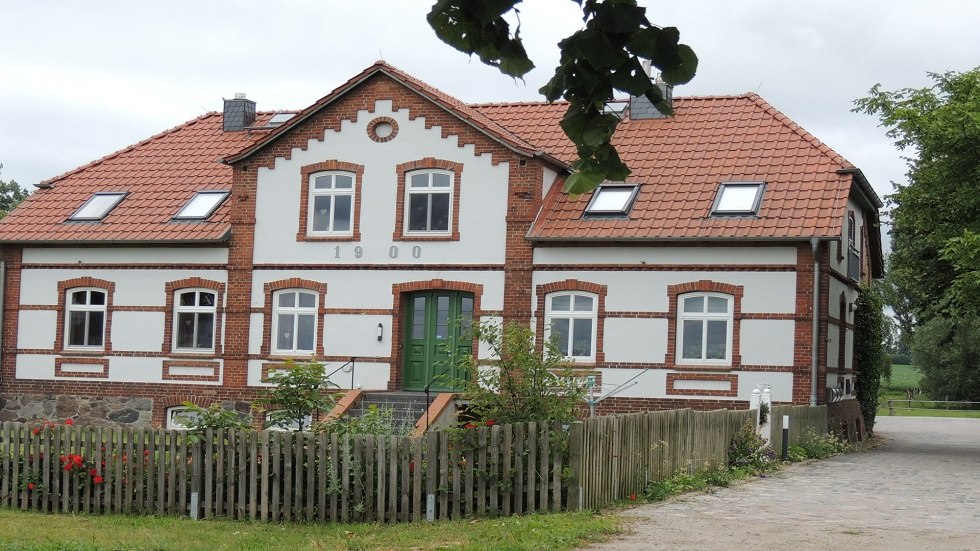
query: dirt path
583 417 980 551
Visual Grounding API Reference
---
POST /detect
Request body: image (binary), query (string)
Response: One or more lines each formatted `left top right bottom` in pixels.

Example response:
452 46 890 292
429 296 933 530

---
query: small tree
176 402 252 444
253 359 339 431
453 321 584 425
853 285 888 433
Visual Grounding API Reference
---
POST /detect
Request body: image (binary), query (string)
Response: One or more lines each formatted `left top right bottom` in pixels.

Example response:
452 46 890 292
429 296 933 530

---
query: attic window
69 192 126 221
585 184 639 216
266 112 297 127
174 191 229 220
712 182 765 215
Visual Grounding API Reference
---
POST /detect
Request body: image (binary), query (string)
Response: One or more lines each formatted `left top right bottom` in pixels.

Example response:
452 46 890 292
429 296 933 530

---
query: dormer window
585 183 639 216
711 182 765 215
174 191 229 220
69 192 126 221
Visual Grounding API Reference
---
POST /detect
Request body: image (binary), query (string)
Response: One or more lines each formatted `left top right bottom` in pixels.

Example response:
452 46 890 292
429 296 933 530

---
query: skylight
266 112 297 127
712 182 765 215
69 192 126 221
174 191 229 220
585 184 639 215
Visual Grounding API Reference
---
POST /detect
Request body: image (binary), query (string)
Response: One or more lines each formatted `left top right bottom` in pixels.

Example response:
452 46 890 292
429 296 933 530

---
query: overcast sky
2 0 979 236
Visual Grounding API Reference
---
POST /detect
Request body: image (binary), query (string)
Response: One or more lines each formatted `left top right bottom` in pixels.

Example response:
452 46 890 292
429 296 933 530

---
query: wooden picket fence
0 420 566 522
566 408 754 510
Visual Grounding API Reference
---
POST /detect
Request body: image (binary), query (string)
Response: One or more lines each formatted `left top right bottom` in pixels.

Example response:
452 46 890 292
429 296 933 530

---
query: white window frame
173 191 229 220
69 192 126 221
173 289 217 353
307 171 355 236
166 406 199 430
404 169 453 235
677 292 734 365
584 183 639 215
545 291 598 362
65 288 108 350
271 289 319 355
711 182 765 215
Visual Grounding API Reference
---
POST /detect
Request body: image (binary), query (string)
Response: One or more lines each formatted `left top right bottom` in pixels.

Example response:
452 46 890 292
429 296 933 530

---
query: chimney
223 93 256 131
629 61 673 120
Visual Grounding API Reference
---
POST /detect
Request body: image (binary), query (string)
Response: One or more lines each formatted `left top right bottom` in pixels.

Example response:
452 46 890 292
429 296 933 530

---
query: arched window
173 289 216 352
404 169 453 234
272 289 319 355
308 171 355 235
677 293 733 364
545 292 598 361
65 288 107 349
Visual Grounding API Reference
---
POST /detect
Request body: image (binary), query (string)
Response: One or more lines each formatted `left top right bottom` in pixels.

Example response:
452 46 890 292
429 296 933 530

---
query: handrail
327 357 356 390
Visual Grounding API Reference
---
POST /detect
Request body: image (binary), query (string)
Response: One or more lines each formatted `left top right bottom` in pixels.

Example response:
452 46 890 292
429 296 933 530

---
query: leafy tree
428 0 698 193
853 68 980 325
853 285 888 433
452 321 584 425
253 359 339 431
0 163 29 219
176 401 252 444
912 315 980 403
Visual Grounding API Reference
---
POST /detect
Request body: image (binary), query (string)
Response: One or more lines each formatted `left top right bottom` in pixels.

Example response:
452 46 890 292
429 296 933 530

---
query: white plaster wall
737 371 793 402
111 312 165 352
740 320 795 366
534 246 798 266
844 329 854 371
597 368 667 398
602 318 667 363
252 99 510 265
16 354 56 378
20 269 227 307
324 314 391 358
17 311 57 349
22 247 228 265
673 379 730 391
826 324 840 369
248 313 265 356
477 315 503 359
322 360 390 390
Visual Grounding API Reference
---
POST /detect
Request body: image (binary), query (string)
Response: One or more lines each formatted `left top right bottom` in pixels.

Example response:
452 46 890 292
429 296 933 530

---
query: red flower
144 450 150 456
63 464 73 472
73 455 83 466
93 475 104 484
60 455 67 463
464 423 476 429
485 420 495 426
27 482 35 490
64 419 74 426
32 427 40 435
629 493 637 501
89 468 97 476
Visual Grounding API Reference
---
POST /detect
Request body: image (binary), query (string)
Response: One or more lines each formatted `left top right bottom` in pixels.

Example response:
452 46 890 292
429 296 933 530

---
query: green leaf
564 170 606 195
660 44 698 85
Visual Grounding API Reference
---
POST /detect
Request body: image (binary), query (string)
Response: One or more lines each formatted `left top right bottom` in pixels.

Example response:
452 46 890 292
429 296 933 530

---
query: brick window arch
535 279 608 364
262 278 328 358
163 277 226 355
393 158 463 241
298 160 364 242
667 280 743 369
55 277 115 354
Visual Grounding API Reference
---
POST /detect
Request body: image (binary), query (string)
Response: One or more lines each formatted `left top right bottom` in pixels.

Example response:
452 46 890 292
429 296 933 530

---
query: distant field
878 364 980 418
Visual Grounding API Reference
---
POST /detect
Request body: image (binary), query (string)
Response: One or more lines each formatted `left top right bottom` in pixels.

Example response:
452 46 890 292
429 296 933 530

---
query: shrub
314 404 410 437
728 422 775 471
793 428 849 459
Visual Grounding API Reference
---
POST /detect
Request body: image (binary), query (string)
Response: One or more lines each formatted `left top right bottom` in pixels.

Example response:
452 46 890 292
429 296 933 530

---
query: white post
750 388 761 427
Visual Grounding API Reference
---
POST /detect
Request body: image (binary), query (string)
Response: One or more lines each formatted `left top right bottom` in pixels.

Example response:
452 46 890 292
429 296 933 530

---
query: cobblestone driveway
585 416 980 551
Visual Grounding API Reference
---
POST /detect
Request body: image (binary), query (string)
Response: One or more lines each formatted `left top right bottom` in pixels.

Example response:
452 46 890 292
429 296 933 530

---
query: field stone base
0 393 153 427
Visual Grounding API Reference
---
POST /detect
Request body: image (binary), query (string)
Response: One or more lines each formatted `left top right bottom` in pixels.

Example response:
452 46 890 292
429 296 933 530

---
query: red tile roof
476 94 873 241
0 113 271 244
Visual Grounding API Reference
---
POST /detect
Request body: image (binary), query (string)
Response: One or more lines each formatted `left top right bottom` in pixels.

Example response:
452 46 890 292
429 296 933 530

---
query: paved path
585 417 980 551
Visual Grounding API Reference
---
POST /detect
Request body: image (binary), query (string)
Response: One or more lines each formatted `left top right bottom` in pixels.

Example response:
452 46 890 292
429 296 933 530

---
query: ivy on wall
853 285 887 434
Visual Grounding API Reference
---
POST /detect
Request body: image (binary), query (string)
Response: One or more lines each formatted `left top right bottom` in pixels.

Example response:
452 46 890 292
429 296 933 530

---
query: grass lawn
877 364 980 418
0 509 621 551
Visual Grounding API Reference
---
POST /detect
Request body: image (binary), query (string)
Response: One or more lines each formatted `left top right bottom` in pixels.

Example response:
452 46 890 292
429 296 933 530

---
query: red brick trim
366 116 399 143
666 280 744 370
161 360 221 382
261 278 328 358
388 279 483 390
297 160 364 242
534 279 608 364
533 264 796 272
54 357 109 379
22 263 227 271
163 277 226 356
55 277 116 354
252 263 505 271
392 158 463 242
666 372 739 397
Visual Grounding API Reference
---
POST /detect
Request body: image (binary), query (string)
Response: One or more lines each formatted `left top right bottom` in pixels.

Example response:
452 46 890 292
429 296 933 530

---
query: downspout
810 238 820 406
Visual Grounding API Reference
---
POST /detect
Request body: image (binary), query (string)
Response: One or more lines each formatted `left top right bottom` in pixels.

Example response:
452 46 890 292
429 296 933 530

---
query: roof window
266 112 297 127
712 182 765 215
584 183 639 216
69 192 126 221
174 191 229 220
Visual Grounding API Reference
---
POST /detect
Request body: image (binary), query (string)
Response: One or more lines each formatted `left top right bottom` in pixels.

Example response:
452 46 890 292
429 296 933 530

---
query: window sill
670 362 735 372
393 232 460 242
59 349 107 356
296 233 359 242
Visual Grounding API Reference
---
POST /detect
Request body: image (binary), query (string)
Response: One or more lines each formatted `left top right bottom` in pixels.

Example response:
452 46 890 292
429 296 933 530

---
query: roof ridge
41 112 221 186
744 93 854 169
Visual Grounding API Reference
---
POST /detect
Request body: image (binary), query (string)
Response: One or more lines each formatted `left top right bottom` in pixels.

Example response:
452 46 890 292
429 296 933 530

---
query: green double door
403 291 474 391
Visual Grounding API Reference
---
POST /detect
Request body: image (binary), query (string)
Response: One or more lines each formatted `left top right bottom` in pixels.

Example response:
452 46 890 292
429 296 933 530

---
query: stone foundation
0 394 154 427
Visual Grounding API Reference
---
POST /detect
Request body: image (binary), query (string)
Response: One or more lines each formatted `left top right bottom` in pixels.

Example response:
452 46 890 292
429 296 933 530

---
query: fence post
888 400 894 416
566 421 584 512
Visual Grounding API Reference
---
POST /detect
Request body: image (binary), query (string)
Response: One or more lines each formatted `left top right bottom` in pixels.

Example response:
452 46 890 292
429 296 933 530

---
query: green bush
314 404 410 437
791 428 849 460
727 422 776 471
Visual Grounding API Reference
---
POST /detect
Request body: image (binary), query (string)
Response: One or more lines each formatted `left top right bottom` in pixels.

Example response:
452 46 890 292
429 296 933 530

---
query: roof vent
223 93 256 132
629 61 672 120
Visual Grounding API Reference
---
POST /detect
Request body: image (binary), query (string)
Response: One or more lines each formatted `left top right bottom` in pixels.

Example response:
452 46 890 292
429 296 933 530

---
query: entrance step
345 391 432 433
